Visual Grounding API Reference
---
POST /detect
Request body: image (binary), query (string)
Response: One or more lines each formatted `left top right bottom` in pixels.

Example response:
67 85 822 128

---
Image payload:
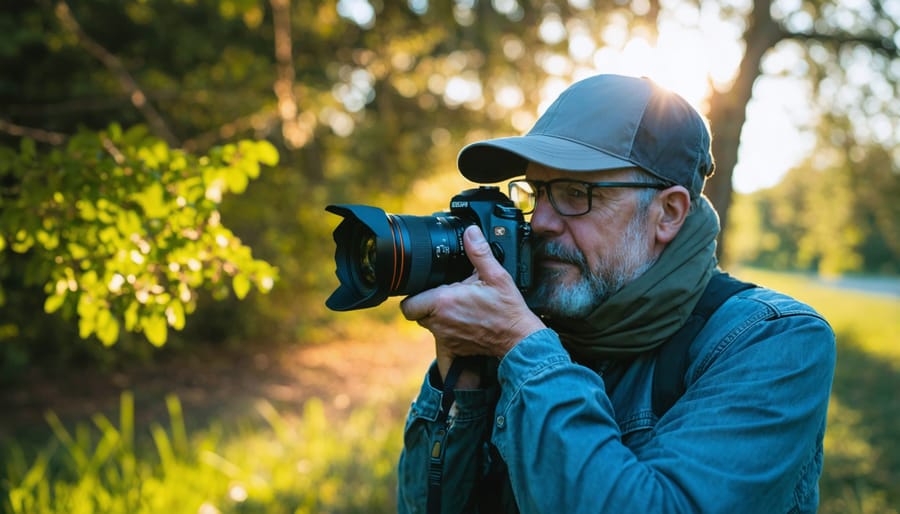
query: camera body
446 186 533 287
325 186 532 311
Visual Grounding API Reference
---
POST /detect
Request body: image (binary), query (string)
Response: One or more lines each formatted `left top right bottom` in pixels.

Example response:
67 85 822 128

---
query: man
397 74 835 513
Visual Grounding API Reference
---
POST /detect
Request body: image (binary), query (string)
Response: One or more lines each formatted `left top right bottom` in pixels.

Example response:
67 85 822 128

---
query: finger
463 225 509 285
400 292 432 321
462 271 481 284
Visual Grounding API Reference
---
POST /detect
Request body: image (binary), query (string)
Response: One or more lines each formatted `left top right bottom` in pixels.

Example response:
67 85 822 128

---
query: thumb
463 225 507 283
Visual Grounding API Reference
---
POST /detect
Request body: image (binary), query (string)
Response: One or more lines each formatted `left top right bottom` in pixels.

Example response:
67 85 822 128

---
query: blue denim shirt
398 285 836 513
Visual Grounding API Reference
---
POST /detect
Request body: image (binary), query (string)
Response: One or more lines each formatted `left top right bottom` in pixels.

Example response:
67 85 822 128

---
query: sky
583 25 818 194
540 1 828 195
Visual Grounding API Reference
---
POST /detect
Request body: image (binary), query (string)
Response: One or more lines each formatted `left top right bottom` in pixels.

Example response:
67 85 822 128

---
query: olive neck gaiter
547 196 720 361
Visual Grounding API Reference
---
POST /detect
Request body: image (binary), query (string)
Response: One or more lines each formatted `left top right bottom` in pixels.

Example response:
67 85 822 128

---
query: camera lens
388 214 470 296
325 204 472 311
358 232 377 288
326 187 531 311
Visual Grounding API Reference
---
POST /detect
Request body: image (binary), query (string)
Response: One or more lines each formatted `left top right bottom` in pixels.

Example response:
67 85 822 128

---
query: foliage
703 0 899 254
1 0 562 359
725 134 899 275
0 125 278 347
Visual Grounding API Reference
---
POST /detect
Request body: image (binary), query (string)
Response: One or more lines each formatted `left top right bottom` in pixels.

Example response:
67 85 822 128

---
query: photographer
396 75 836 513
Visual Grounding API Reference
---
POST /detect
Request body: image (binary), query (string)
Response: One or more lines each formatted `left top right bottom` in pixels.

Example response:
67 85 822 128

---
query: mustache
533 238 589 271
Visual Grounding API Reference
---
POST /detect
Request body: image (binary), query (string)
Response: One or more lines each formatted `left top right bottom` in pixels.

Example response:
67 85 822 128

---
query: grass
2 269 898 513
1 390 410 514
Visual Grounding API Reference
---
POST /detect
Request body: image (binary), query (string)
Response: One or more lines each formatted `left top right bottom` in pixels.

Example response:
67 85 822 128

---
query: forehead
524 162 638 182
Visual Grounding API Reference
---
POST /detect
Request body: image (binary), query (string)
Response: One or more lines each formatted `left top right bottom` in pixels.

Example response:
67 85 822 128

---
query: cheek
568 214 648 271
567 224 611 270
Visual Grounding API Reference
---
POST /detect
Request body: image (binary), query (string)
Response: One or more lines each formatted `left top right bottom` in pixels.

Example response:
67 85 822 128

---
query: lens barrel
325 204 471 311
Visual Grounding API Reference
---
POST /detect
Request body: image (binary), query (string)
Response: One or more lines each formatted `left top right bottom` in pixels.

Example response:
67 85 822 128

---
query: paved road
816 275 900 299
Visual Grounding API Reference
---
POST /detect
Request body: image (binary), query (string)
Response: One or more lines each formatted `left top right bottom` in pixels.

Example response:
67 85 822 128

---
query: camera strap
427 357 470 514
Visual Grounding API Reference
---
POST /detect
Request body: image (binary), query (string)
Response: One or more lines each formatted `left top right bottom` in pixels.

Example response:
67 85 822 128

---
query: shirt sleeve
492 317 835 514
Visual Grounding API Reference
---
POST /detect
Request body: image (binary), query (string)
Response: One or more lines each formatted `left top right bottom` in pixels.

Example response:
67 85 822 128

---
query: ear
653 186 691 245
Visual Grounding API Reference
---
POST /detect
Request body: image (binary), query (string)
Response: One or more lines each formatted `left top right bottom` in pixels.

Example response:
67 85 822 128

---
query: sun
587 24 743 112
581 23 812 194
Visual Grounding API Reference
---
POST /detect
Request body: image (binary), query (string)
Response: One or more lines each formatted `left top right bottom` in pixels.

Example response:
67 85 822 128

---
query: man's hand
401 225 546 381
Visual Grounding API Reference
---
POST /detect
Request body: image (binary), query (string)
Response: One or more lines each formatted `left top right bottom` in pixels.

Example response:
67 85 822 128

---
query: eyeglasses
508 178 672 217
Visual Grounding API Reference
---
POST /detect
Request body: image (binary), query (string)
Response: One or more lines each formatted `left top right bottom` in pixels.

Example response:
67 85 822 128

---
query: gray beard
525 216 657 319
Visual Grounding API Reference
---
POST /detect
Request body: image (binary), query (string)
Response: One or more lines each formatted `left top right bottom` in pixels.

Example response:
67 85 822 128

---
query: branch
6 96 129 116
182 111 278 153
100 135 126 164
645 0 661 30
784 29 899 57
52 1 180 147
0 119 67 145
270 0 311 149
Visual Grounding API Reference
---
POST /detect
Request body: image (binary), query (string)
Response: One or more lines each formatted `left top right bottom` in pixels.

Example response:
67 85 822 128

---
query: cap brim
458 135 636 183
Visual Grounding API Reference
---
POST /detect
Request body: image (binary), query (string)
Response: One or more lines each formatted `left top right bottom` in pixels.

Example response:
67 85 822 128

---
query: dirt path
1 329 436 441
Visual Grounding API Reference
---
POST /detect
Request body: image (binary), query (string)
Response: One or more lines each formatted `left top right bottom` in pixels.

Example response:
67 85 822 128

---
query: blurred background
0 0 898 513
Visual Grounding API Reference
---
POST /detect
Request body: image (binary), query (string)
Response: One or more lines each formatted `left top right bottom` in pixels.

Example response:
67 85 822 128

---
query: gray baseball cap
457 74 714 198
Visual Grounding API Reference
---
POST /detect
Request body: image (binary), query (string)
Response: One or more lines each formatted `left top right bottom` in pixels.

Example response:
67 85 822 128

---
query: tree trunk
705 0 784 262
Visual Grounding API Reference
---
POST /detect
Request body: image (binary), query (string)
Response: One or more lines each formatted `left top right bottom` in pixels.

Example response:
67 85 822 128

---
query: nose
528 194 564 236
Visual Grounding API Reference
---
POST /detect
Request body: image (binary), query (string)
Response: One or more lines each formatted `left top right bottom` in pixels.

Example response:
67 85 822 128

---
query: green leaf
124 302 139 331
36 229 60 250
78 314 95 339
132 182 169 219
98 226 119 244
11 230 34 253
232 274 251 299
77 200 97 221
107 122 123 141
96 309 120 346
115 210 140 235
77 294 98 319
151 141 170 164
253 140 279 167
165 301 185 330
68 242 89 260
224 167 249 193
19 137 36 160
143 315 168 346
82 270 98 287
0 147 15 173
44 292 66 314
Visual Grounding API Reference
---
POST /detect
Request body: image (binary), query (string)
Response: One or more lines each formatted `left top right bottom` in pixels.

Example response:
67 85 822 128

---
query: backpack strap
651 272 756 419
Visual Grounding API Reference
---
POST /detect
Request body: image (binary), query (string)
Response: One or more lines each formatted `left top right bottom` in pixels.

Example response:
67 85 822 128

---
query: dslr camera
325 186 532 311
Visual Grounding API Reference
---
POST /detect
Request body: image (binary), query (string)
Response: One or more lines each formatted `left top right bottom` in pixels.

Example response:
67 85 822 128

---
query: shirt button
496 415 506 428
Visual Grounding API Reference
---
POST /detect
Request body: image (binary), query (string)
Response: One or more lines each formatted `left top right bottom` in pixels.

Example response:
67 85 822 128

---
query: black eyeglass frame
508 178 674 217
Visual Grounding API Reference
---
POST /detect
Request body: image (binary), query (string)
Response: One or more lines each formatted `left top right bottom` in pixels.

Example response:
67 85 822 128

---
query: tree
725 114 899 275
319 0 899 261
705 0 898 256
2 0 896 358
0 125 279 346
1 0 285 350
